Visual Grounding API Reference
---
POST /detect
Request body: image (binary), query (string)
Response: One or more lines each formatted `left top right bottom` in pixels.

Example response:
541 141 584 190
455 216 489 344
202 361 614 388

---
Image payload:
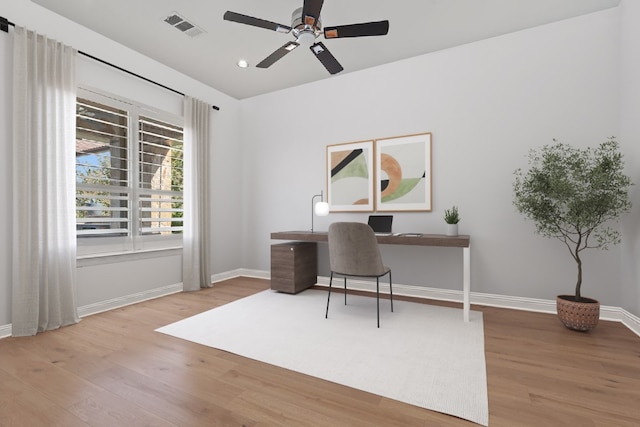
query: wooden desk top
271 231 470 248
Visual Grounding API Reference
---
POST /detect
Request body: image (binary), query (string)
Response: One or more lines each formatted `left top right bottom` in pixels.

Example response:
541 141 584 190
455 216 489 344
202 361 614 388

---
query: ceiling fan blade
324 20 389 38
302 0 325 26
223 11 291 33
310 42 343 75
256 41 300 68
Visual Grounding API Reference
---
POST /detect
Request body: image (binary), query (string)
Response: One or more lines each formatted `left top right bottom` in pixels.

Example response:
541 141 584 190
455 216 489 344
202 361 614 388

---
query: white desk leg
463 246 471 322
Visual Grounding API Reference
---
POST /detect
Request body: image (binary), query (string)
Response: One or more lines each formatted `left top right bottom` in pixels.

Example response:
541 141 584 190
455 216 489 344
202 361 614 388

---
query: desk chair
325 222 393 327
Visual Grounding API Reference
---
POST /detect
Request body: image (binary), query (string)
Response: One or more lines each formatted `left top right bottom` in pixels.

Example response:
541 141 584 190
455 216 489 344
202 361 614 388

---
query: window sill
77 247 182 267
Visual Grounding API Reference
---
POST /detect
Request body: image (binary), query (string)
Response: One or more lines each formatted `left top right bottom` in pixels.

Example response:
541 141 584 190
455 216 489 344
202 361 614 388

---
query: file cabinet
270 242 317 294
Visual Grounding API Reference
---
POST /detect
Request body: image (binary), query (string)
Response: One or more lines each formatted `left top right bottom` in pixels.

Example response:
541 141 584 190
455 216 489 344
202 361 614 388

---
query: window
75 89 184 255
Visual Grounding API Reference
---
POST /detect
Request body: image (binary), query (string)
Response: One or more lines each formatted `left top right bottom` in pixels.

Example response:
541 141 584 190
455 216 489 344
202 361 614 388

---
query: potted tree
513 137 632 331
444 205 460 236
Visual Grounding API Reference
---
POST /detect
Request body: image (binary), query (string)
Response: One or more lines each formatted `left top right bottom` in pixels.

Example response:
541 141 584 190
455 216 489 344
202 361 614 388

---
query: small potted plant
513 137 632 331
444 205 460 236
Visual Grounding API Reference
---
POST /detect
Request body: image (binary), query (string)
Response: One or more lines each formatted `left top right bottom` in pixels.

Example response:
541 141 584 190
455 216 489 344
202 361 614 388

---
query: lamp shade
314 201 330 216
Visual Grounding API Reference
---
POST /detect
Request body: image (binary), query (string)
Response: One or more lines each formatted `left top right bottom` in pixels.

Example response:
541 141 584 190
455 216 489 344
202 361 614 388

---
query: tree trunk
575 254 582 300
573 233 583 301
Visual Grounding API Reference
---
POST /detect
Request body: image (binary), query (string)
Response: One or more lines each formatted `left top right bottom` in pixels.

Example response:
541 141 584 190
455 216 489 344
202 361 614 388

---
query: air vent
163 12 205 38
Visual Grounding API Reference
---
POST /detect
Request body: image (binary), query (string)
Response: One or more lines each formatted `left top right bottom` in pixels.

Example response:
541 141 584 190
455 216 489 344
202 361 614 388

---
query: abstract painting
375 133 432 212
326 140 374 212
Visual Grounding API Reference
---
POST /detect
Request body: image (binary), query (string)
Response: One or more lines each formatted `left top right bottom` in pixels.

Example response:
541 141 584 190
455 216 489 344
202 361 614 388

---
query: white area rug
156 289 489 426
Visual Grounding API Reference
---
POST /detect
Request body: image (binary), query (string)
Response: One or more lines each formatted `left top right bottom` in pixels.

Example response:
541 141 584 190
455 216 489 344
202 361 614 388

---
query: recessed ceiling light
237 59 249 68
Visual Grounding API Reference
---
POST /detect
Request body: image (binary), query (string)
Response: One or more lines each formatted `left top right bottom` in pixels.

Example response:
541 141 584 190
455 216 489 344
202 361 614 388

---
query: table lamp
311 190 329 232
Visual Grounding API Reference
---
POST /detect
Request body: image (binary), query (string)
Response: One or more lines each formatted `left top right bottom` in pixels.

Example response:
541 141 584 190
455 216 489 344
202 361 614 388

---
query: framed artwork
326 140 374 212
374 132 432 212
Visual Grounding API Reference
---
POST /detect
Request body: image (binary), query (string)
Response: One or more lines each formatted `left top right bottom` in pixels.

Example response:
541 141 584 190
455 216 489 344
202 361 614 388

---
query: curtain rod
0 16 220 111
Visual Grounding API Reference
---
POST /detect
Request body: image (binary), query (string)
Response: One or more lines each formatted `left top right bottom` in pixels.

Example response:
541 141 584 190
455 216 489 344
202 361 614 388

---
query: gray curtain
182 96 212 291
11 26 80 336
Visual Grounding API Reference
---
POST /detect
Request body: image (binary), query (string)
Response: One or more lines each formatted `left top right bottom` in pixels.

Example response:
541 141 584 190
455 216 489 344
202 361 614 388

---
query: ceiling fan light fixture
296 31 316 47
237 59 249 68
224 1 389 75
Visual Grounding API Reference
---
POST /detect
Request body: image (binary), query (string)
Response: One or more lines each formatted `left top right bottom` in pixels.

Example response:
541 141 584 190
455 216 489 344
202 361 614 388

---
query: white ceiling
32 0 620 100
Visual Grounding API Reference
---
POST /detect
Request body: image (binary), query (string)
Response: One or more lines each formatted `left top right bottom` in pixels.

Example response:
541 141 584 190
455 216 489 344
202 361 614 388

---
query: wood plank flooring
1 277 639 426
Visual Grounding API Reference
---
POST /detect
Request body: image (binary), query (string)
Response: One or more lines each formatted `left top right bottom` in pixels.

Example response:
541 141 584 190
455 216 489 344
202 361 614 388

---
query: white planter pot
446 223 458 236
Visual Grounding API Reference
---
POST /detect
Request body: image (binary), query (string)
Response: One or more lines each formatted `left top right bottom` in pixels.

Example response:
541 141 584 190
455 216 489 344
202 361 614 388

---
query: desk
271 231 472 322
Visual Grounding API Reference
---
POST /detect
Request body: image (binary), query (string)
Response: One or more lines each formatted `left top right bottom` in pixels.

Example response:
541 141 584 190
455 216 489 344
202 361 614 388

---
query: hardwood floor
1 277 639 426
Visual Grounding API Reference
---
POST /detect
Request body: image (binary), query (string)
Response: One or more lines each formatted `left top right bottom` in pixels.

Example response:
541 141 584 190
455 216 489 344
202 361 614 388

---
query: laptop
368 215 394 236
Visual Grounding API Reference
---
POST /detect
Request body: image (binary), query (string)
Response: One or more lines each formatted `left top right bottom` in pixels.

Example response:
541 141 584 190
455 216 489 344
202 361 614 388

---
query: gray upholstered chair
325 222 393 327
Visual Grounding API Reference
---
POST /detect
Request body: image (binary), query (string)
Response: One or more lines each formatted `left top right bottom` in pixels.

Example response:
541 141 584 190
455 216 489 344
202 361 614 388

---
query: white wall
0 0 243 325
618 0 640 315
240 9 627 307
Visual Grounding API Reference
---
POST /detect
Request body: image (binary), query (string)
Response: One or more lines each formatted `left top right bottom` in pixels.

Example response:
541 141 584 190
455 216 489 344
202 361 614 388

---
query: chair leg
376 277 380 328
325 272 334 319
344 277 347 305
389 271 393 312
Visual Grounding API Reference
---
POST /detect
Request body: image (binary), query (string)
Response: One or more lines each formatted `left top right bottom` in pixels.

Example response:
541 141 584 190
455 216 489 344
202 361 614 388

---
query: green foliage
513 137 632 299
76 154 112 217
444 205 460 224
171 144 184 230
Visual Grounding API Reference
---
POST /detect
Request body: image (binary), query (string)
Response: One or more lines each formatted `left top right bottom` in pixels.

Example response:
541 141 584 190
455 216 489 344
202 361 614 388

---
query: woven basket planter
556 295 600 332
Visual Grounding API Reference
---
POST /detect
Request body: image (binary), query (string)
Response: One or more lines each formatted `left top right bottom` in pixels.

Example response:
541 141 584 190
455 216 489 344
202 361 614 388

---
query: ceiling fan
223 0 389 74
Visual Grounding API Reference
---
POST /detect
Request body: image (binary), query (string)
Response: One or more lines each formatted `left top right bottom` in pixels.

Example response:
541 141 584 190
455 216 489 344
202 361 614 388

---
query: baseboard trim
2 270 639 339
78 283 183 318
0 324 11 339
78 269 270 319
621 310 640 337
1 283 185 338
315 275 640 338
216 268 270 281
